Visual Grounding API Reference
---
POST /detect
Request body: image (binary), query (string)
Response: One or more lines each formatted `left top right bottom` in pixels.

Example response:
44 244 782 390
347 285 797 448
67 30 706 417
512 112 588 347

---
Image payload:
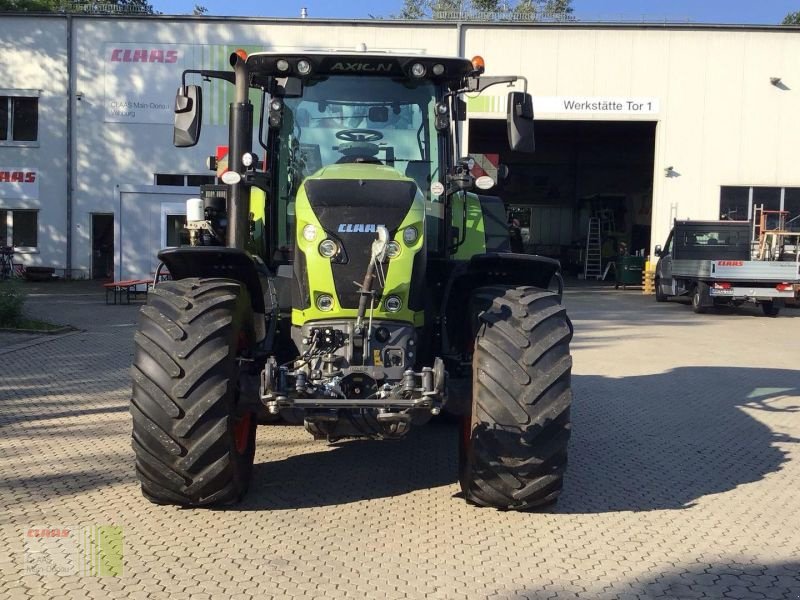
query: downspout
66 14 74 277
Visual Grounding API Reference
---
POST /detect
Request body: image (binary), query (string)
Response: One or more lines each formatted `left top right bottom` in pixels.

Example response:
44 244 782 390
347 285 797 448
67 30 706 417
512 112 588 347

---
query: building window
785 188 800 232
165 214 189 247
0 209 38 249
720 186 800 228
0 95 39 142
155 173 216 187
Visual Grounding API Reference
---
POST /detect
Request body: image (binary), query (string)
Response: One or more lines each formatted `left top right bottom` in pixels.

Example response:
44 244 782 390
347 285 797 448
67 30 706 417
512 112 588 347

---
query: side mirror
173 85 202 148
654 245 662 257
507 91 534 153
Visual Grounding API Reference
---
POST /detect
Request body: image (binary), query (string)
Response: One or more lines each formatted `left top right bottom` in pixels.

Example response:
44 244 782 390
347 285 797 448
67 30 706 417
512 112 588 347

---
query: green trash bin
615 255 645 289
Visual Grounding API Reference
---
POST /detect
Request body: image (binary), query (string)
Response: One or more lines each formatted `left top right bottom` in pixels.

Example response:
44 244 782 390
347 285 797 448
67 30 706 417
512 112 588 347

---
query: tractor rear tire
131 278 257 507
459 286 573 510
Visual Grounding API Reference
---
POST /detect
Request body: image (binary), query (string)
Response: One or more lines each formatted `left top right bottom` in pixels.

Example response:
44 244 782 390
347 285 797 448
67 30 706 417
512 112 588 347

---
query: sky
152 0 799 25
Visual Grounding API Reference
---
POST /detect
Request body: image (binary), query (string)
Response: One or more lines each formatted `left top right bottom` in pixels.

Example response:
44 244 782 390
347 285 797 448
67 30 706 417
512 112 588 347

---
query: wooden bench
103 279 152 305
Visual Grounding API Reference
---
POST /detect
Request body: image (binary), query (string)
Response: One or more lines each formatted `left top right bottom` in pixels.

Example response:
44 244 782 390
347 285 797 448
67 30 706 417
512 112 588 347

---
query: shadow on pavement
561 367 800 513
221 366 798 513
227 424 459 511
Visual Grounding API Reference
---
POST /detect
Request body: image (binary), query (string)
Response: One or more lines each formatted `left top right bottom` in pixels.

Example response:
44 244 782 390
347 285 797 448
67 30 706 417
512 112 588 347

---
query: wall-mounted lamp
770 77 782 86
664 166 673 175
75 92 84 101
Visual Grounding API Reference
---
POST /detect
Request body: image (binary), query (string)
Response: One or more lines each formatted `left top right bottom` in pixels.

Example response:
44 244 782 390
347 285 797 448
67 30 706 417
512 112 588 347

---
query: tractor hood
292 163 426 326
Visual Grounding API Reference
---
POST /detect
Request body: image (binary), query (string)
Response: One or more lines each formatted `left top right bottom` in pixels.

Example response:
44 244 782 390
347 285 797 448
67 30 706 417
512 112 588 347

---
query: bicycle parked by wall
0 247 25 280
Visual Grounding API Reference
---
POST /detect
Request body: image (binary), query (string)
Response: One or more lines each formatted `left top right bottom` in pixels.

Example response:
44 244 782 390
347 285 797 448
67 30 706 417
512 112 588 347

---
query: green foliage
543 0 572 14
0 281 26 328
395 0 573 19
472 0 500 10
193 4 207 15
782 11 800 24
0 0 156 13
396 0 426 18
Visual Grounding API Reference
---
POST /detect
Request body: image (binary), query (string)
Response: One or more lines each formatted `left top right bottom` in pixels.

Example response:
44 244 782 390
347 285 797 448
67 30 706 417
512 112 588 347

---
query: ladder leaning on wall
584 217 603 280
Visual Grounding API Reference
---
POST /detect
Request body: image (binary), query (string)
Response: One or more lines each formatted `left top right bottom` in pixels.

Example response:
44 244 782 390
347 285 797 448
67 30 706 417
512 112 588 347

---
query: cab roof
245 51 474 82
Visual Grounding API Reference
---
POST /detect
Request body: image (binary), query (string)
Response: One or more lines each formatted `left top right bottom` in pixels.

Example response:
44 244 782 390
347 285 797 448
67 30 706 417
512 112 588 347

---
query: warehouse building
1 14 799 279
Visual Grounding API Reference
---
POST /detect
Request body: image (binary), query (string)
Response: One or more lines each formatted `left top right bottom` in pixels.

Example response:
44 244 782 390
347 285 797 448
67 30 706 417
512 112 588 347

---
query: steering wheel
335 129 384 143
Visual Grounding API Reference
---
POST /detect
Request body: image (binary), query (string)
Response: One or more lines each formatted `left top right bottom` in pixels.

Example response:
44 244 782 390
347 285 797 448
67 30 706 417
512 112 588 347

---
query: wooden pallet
642 268 656 295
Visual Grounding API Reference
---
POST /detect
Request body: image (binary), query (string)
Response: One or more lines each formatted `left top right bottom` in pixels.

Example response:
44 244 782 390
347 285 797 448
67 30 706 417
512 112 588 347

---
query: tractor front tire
459 286 573 510
131 278 257 507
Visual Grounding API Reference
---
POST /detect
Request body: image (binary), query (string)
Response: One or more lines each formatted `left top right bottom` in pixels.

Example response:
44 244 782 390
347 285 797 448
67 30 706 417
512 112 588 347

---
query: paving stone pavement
1 281 800 599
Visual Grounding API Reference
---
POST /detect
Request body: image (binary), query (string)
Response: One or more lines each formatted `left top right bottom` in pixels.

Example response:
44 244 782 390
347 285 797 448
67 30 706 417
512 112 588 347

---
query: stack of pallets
642 263 655 295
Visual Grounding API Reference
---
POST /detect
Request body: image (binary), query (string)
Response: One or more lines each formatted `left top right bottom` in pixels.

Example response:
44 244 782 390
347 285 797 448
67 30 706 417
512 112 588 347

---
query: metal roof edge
0 12 798 33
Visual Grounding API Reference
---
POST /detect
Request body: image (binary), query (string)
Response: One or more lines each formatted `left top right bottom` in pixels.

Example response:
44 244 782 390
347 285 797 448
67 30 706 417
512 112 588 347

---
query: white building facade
1 14 798 278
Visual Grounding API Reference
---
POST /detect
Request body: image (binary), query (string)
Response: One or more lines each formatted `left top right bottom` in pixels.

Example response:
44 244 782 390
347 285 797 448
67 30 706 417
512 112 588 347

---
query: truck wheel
761 301 780 317
691 285 707 314
459 286 573 510
655 278 667 302
131 278 257 506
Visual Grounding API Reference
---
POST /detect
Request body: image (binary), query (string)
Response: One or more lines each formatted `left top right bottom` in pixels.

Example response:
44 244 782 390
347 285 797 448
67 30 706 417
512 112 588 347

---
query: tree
397 0 425 19
543 0 572 15
193 4 207 15
394 0 573 20
782 11 800 24
0 0 156 13
0 0 61 9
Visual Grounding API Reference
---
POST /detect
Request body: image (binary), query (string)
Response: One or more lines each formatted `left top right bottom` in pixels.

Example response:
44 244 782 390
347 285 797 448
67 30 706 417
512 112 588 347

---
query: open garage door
469 119 656 275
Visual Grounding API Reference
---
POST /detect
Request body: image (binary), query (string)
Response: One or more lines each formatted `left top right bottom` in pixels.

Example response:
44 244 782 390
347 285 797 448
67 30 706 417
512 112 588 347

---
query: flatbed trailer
654 220 800 316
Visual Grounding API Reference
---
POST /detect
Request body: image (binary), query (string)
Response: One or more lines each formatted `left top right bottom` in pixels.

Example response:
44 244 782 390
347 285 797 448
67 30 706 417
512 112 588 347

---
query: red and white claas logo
0 170 36 183
110 48 178 63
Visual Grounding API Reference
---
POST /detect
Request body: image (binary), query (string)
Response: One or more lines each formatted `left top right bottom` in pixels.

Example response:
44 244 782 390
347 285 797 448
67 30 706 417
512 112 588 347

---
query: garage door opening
469 119 656 276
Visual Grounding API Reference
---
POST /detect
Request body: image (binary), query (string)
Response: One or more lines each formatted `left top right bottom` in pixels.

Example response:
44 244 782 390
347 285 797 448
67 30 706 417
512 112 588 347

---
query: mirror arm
244 171 270 192
467 75 528 94
181 69 236 88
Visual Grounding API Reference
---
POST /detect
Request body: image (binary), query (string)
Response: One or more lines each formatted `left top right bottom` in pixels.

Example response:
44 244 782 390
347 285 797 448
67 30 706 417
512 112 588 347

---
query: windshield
270 76 441 253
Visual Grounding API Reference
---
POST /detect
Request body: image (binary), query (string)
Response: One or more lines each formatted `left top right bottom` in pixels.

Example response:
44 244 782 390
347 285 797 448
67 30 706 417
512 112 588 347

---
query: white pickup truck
654 220 799 316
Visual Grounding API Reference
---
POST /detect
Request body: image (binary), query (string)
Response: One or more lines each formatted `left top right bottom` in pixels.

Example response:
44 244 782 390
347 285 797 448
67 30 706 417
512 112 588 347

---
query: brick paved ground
1 280 799 599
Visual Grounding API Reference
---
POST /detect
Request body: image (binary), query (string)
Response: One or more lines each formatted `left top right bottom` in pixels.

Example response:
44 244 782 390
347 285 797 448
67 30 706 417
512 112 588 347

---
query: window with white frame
0 209 38 249
0 93 39 143
160 203 188 248
720 186 800 231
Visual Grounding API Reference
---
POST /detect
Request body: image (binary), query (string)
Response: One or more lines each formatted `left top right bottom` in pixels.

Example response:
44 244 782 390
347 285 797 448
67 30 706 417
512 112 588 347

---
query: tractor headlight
302 224 317 241
432 63 445 76
297 59 312 75
318 239 338 258
410 62 426 78
316 294 334 311
384 295 402 312
276 59 290 72
403 226 418 245
386 241 401 259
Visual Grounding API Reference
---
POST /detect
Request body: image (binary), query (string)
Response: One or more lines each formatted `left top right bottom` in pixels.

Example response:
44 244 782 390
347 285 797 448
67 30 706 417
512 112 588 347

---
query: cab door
657 232 674 295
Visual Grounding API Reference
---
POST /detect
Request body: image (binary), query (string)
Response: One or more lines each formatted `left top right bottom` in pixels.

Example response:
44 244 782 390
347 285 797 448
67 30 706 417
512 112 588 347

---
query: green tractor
131 49 573 510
